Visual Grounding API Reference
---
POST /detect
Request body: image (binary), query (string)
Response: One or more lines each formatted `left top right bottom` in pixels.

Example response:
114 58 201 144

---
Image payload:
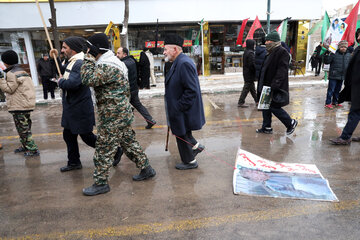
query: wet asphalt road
1 85 360 240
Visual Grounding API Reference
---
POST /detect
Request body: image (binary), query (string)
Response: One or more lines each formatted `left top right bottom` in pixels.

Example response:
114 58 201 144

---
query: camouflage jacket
81 51 133 127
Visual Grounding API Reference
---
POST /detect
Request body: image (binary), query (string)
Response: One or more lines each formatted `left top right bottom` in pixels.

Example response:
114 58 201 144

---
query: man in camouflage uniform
0 50 39 156
80 33 156 196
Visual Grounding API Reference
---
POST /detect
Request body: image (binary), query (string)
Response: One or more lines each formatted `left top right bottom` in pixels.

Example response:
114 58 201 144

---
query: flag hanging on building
276 18 289 41
341 0 360 46
243 16 262 47
236 18 249 46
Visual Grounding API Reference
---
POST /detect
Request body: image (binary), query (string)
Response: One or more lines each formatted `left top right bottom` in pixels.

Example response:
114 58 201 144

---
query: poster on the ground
233 148 338 202
323 18 347 53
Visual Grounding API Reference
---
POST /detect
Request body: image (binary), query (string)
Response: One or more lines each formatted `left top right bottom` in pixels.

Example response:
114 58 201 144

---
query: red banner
145 41 164 48
183 40 193 47
145 40 193 48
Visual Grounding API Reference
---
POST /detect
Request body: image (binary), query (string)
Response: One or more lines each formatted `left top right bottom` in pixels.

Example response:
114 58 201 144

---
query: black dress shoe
193 144 205 158
113 147 123 167
175 161 198 170
83 184 110 196
133 165 156 181
60 164 82 172
145 120 156 129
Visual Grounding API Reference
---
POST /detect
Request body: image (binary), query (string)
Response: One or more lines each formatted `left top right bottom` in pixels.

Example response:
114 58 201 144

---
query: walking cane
165 126 170 151
35 0 62 77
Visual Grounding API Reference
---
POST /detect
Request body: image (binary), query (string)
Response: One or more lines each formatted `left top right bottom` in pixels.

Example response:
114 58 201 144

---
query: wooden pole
165 126 170 151
35 0 61 77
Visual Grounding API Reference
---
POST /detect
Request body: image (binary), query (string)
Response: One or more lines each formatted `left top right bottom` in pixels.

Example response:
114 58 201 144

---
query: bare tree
120 0 129 48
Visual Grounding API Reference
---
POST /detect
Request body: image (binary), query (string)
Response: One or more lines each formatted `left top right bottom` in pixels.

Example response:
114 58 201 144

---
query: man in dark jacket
116 47 156 131
330 29 360 145
255 38 267 81
238 39 257 107
256 31 298 135
163 34 205 170
50 37 97 172
314 42 323 76
323 40 351 109
138 48 151 89
37 53 57 100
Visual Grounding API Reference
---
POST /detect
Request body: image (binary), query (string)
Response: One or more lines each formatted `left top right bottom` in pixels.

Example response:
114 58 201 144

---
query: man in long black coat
138 48 150 89
117 47 156 131
238 39 257 107
330 29 360 145
51 37 96 172
256 31 297 135
163 34 205 170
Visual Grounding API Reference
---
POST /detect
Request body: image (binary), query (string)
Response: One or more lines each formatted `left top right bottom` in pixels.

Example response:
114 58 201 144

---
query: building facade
0 0 322 85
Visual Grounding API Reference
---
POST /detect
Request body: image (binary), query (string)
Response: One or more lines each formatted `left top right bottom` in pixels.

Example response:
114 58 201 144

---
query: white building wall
0 0 322 30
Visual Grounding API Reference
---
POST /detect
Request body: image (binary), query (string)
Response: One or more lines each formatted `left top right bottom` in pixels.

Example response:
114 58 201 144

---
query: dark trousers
63 128 97 166
41 77 56 99
176 131 198 164
130 90 153 122
139 76 150 89
325 79 343 105
262 107 292 129
340 109 360 140
238 81 257 104
316 59 322 76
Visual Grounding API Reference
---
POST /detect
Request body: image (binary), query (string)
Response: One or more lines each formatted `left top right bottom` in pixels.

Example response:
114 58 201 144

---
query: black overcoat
165 53 205 136
243 39 256 82
58 60 95 134
339 47 360 110
257 46 290 108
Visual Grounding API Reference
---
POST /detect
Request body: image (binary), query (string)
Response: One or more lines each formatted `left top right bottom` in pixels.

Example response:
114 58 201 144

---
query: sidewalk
1 71 327 107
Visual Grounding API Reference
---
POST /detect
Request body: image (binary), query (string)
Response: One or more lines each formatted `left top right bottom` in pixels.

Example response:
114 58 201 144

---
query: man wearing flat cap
163 34 206 170
50 36 97 173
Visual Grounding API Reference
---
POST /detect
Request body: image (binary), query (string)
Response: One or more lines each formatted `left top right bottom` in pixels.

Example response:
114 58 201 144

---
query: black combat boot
83 183 110 196
132 165 156 181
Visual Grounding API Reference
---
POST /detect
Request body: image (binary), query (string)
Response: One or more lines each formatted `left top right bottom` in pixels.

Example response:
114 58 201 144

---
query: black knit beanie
64 36 85 53
87 33 110 50
1 50 18 65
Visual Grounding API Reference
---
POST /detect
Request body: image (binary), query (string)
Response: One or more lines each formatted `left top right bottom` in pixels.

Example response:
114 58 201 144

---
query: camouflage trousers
93 124 149 185
11 111 38 152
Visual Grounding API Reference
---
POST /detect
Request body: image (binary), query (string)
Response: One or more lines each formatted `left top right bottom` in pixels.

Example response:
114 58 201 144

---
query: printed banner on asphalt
233 148 338 202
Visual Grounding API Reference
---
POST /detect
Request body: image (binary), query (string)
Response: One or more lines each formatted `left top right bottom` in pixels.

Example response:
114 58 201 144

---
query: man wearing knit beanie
49 37 98 173
80 33 156 196
0 50 40 157
256 30 298 135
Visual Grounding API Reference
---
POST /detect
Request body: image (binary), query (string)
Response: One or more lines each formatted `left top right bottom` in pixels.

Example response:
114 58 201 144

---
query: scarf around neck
266 42 281 54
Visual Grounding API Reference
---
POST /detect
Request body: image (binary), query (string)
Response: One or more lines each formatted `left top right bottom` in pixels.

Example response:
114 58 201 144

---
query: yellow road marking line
2 199 358 240
0 109 341 141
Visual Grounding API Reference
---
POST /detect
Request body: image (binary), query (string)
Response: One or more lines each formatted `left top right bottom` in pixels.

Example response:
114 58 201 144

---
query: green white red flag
276 18 288 42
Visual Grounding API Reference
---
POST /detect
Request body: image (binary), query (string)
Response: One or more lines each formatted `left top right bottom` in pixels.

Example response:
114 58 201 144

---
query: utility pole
267 0 271 34
48 0 60 51
198 19 205 76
